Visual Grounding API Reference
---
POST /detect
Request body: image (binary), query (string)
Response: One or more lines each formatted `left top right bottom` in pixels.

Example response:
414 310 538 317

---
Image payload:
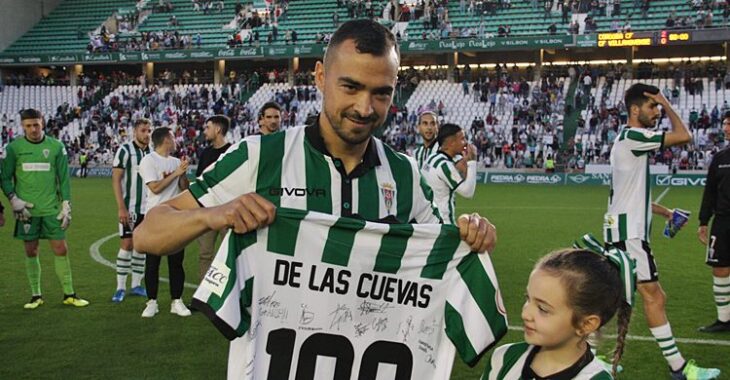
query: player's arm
111 147 129 217
112 168 130 225
698 156 718 244
134 191 275 255
0 143 17 197
55 144 71 201
455 144 477 198
646 91 691 148
651 202 673 220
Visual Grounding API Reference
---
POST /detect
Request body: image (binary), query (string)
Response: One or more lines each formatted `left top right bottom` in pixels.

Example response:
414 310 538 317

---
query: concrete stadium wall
0 0 63 53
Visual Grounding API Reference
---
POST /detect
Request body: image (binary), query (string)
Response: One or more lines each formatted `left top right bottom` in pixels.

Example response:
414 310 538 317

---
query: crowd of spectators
3 62 730 172
566 61 730 171
383 65 566 169
88 27 202 53
1 66 314 168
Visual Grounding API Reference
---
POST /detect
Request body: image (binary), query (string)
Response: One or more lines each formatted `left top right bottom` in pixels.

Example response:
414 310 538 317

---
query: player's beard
638 112 658 129
324 108 380 146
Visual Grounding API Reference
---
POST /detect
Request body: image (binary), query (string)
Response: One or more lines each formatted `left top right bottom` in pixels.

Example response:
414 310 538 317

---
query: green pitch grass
0 179 728 379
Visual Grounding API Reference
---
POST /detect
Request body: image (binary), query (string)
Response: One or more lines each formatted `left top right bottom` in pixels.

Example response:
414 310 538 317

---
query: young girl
482 248 633 380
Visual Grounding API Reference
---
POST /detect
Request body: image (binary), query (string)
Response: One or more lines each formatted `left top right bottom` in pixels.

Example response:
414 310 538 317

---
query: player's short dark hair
20 108 43 121
624 83 660 111
436 123 462 146
418 111 438 125
151 127 172 147
206 115 230 135
258 102 282 120
134 118 151 129
723 111 730 121
325 19 399 66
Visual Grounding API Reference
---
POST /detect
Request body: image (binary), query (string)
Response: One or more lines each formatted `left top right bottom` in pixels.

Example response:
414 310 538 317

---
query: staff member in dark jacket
195 115 232 282
698 111 730 332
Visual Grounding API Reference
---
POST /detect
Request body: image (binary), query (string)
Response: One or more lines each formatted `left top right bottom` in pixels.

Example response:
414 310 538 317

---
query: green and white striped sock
713 275 730 322
650 324 684 372
130 250 146 288
115 249 132 290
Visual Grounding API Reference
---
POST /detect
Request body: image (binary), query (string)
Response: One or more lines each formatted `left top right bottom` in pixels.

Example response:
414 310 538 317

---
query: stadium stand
570 62 730 170
2 0 140 55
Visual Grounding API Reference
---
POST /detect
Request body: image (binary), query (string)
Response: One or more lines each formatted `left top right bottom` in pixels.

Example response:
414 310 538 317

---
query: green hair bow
573 233 637 307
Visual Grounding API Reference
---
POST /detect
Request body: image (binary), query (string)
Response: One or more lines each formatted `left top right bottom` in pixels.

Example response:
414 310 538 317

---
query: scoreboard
596 30 692 47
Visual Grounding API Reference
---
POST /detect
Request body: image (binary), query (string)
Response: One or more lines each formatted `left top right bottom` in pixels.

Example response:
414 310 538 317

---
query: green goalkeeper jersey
1 135 71 216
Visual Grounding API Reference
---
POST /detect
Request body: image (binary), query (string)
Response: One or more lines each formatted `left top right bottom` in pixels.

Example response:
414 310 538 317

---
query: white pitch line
655 187 671 203
507 326 730 346
90 233 198 289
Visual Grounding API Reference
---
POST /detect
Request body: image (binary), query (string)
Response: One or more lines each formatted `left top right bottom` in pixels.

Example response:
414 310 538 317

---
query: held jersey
482 343 612 380
193 208 508 380
413 141 439 170
113 141 150 217
421 151 463 224
0 136 70 216
604 127 664 243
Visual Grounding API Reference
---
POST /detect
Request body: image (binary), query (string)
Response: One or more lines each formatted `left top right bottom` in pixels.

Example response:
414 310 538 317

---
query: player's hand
644 90 670 109
56 200 72 230
204 193 276 234
175 157 189 176
463 143 477 161
9 195 34 222
457 213 497 253
455 158 467 175
118 206 130 227
698 225 708 245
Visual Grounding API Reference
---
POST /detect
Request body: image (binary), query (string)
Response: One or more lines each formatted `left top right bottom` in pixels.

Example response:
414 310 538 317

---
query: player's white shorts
607 239 658 283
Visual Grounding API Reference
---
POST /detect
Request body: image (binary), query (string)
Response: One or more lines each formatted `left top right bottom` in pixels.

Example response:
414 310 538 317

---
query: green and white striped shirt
190 123 440 224
482 343 612 380
413 141 439 170
113 141 150 218
421 151 476 224
193 208 508 380
604 126 665 243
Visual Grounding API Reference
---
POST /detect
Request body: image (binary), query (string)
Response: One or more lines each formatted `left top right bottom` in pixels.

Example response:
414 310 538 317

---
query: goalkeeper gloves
56 200 71 230
663 208 690 238
9 194 34 222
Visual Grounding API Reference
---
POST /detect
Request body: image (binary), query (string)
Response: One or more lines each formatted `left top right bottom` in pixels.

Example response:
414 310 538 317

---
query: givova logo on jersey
204 261 231 297
269 187 327 197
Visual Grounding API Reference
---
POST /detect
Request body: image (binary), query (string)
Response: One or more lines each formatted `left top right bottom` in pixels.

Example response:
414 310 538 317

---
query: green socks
25 256 41 296
54 255 75 295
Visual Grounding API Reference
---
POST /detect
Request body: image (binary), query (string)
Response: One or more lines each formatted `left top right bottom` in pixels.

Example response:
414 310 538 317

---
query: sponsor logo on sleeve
204 261 231 297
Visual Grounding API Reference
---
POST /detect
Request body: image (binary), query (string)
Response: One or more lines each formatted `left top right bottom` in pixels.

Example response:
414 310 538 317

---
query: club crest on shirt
604 214 616 226
380 182 395 215
42 149 50 159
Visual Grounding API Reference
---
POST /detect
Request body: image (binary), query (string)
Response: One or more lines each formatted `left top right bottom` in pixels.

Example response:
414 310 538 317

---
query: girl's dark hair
536 249 632 376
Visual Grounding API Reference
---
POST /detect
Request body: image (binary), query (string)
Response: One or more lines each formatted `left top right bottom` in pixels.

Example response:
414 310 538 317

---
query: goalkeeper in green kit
1 109 88 309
